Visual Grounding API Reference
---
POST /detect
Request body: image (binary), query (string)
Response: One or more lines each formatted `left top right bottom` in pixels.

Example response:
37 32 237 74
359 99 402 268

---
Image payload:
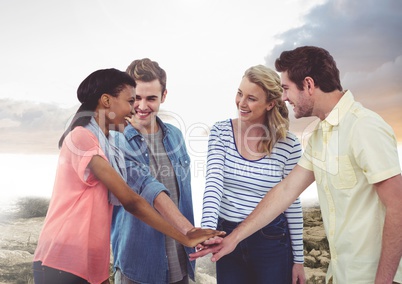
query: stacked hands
189 232 233 262
190 232 308 284
186 228 226 251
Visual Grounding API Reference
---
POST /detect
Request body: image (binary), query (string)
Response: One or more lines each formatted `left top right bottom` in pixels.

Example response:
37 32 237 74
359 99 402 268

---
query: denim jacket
111 117 195 284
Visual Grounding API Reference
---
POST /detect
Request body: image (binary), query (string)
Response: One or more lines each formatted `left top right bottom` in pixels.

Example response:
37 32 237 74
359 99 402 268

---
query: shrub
15 196 49 218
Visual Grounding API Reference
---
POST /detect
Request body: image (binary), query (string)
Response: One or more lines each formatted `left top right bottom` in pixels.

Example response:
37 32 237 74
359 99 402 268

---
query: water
2 145 401 225
0 153 58 214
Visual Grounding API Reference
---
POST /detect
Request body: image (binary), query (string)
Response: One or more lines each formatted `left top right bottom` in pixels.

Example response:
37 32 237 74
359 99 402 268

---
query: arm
154 192 193 234
89 155 223 247
190 165 315 261
374 174 402 284
192 126 228 250
283 137 306 283
282 136 304 264
201 124 226 229
284 198 304 263
213 165 314 261
125 155 195 235
285 198 306 284
349 117 402 283
153 125 194 235
116 129 200 236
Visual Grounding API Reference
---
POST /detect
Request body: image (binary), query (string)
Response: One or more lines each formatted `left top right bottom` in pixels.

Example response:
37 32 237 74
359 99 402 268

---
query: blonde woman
200 65 305 284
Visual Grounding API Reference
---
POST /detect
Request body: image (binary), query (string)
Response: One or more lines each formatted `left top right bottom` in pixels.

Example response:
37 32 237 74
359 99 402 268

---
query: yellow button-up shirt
298 90 402 283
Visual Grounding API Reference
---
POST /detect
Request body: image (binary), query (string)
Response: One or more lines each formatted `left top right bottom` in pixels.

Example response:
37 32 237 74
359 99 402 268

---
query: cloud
2 0 401 154
343 56 402 106
0 118 20 128
265 0 402 141
266 0 402 71
0 99 76 153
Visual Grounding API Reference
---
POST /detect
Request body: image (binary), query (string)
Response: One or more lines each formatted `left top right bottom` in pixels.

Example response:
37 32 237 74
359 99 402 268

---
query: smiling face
132 79 166 134
236 77 274 125
108 85 136 132
280 71 314 118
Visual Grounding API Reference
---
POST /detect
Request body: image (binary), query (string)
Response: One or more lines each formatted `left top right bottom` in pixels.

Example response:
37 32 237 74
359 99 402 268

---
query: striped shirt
201 119 304 263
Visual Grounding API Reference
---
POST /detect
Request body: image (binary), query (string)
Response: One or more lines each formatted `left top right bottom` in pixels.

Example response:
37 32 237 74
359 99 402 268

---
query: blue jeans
216 214 293 284
114 268 189 284
33 261 90 284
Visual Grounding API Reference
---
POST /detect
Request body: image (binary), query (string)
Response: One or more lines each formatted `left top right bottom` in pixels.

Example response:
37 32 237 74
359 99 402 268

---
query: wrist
229 228 243 245
184 226 195 235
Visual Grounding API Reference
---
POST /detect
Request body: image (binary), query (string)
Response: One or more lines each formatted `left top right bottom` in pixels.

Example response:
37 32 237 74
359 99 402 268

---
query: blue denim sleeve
125 158 170 205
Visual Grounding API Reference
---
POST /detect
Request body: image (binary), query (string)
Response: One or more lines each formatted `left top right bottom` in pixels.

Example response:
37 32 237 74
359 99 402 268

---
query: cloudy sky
1 0 401 155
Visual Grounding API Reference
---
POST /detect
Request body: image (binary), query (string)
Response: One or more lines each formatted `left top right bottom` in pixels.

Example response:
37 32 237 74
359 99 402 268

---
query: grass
14 196 49 218
0 196 49 221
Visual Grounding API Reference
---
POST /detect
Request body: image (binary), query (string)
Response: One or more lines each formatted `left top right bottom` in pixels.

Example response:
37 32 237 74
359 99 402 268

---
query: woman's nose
239 96 247 106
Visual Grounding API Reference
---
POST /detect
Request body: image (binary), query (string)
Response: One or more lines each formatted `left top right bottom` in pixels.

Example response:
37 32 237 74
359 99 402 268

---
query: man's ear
161 89 167 103
304 77 315 93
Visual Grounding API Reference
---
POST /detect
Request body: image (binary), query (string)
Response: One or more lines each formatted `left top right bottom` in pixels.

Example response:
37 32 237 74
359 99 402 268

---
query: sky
0 0 401 155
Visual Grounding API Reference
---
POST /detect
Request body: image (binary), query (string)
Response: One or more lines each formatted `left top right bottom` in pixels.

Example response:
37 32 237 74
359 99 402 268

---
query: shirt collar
124 116 168 140
324 90 354 127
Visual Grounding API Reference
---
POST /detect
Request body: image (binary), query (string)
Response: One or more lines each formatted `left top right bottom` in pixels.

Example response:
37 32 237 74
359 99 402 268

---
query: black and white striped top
201 119 304 263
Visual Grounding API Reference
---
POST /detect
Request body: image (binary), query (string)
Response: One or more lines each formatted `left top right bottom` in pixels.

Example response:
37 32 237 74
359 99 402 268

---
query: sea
1 145 401 226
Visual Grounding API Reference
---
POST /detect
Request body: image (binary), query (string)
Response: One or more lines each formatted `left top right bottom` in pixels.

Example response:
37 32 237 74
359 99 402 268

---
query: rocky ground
0 217 42 284
0 206 328 284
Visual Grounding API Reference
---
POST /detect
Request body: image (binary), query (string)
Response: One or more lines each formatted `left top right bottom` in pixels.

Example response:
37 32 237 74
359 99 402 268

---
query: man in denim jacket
111 58 195 284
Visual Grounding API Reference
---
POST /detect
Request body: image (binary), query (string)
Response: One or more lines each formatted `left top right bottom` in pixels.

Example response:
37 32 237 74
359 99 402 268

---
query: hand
209 232 238 262
184 227 226 248
189 242 223 261
292 263 306 284
189 233 238 261
194 236 224 251
190 236 225 261
125 115 135 126
202 235 224 246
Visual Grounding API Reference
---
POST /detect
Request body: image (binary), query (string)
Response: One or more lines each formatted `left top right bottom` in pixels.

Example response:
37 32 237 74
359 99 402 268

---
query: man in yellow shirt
190 46 402 284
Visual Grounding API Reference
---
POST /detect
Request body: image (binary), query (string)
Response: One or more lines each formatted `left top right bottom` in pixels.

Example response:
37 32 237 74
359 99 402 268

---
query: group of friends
32 46 402 284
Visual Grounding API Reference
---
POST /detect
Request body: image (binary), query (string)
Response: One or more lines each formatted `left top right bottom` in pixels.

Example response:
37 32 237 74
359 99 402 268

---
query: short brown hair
126 58 167 95
275 46 342 92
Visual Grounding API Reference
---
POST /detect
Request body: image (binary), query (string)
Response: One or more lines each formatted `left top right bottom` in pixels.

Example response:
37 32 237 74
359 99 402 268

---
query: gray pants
114 269 138 284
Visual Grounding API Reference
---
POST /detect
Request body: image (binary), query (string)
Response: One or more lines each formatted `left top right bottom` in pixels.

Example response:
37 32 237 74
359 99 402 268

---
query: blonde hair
244 65 289 155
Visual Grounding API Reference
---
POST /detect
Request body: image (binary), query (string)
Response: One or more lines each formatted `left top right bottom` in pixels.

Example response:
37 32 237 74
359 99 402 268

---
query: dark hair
58 68 136 148
126 58 167 95
275 46 342 92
